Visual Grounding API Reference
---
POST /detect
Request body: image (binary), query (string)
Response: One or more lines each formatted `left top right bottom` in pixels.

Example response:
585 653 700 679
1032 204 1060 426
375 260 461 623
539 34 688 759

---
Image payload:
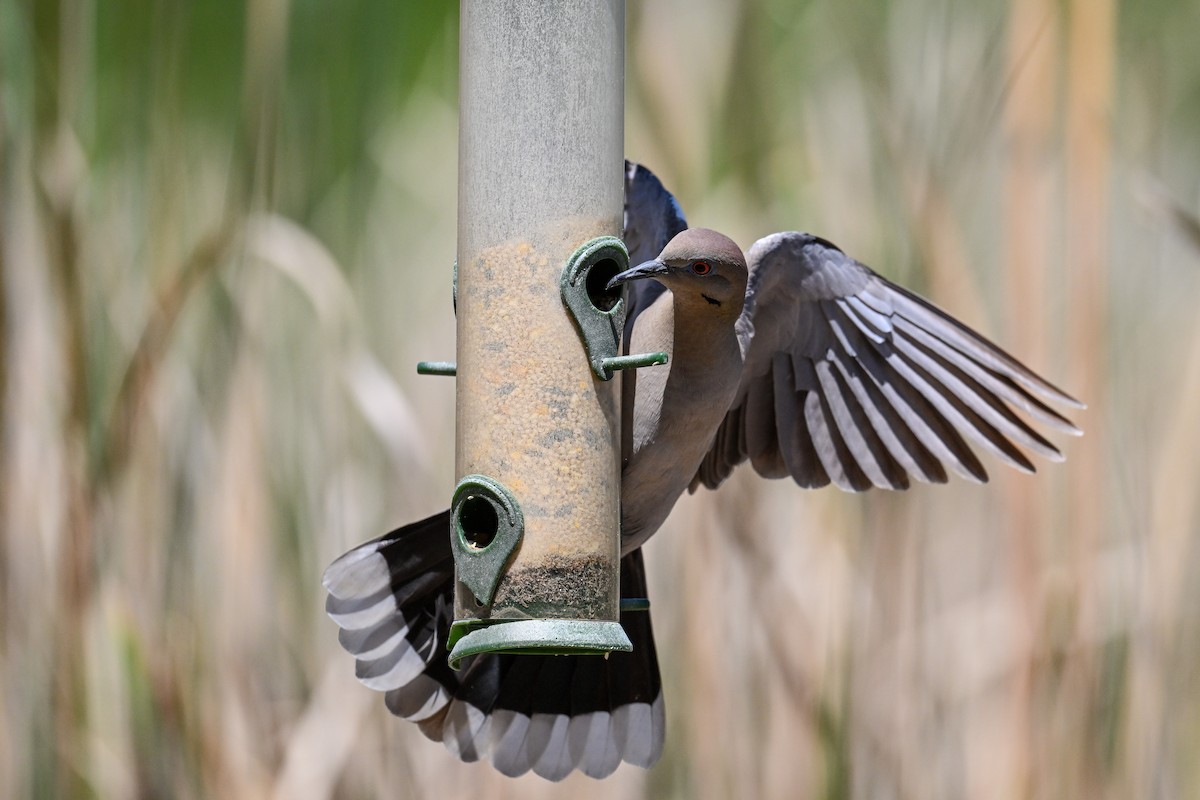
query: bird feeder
438 0 651 668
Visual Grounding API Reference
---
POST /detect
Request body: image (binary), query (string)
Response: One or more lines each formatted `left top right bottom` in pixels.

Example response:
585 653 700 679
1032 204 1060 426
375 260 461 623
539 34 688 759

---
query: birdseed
489 555 610 620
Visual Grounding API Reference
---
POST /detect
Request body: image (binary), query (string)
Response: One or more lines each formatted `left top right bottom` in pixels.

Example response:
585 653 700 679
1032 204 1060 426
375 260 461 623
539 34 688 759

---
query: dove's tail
323 511 665 780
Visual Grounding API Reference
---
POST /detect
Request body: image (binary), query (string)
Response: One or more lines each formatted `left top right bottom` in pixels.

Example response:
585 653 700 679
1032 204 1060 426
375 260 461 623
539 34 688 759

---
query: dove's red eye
691 261 712 275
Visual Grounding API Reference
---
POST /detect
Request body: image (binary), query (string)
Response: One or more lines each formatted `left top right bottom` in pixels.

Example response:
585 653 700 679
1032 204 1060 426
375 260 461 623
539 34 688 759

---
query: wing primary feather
827 352 947 483
820 300 860 356
745 371 789 478
773 357 831 488
878 345 1037 473
808 386 876 491
893 316 1081 435
824 307 972 483
814 359 909 489
857 281 896 316
883 279 1083 408
839 295 891 342
891 331 1064 461
799 392 844 487
852 342 990 482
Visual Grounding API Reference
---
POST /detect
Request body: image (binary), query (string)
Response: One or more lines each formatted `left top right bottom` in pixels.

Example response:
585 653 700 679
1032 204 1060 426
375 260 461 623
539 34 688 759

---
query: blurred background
3 0 1200 797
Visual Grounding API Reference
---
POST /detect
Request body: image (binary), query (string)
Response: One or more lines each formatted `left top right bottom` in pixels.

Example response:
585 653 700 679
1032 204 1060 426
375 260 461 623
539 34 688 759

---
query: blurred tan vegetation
3 0 1200 798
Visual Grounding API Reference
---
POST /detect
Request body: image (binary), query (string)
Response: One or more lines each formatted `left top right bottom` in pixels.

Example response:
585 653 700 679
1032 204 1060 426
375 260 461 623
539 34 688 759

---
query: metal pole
449 0 629 664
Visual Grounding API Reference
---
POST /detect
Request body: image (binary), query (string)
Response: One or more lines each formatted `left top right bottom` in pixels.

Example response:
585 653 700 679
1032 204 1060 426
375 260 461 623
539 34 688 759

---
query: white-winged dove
322 162 1082 781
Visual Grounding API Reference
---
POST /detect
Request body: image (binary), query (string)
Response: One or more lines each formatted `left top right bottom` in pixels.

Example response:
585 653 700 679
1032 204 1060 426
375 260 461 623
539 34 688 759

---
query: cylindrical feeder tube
449 0 628 664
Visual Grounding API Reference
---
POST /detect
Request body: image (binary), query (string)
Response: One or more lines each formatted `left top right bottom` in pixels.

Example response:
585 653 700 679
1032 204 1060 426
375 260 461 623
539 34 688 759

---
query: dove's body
619 267 746 549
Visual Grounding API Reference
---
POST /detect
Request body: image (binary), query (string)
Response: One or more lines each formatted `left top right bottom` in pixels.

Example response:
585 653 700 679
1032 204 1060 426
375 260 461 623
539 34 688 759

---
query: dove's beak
607 259 669 290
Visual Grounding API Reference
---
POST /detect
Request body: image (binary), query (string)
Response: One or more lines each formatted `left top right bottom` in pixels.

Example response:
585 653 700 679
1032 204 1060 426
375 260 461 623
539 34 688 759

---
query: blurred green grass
4 0 1200 798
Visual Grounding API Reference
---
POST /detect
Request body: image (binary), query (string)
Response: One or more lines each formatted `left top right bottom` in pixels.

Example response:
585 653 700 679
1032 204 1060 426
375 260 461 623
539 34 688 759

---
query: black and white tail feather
323 511 665 781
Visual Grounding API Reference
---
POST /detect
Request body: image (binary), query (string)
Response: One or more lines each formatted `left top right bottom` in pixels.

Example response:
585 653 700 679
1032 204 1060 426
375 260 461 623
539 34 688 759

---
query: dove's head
609 228 748 315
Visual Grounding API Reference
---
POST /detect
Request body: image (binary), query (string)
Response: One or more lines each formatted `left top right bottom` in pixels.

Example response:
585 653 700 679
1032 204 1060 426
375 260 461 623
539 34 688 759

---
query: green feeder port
446 472 633 670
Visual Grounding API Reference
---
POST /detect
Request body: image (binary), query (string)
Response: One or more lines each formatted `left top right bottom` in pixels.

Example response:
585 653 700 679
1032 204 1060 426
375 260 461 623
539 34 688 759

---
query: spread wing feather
693 231 1082 492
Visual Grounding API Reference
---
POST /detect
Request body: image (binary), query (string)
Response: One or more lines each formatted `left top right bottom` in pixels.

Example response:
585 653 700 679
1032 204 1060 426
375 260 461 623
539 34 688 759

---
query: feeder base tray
447 618 632 670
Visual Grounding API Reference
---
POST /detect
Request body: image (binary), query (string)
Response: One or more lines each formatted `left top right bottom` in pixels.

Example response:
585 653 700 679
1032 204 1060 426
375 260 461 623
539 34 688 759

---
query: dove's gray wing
692 232 1083 492
621 161 688 470
622 160 687 334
